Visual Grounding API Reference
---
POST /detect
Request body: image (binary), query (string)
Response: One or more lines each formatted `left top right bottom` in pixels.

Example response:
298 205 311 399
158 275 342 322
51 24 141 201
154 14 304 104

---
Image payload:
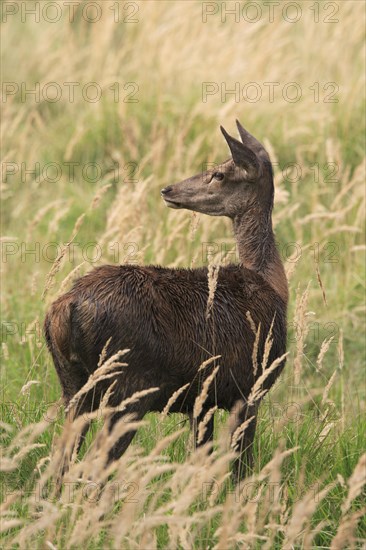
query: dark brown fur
44 121 288 477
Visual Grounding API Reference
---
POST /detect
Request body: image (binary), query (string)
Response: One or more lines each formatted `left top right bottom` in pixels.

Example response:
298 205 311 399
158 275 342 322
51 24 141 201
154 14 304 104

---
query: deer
44 120 288 480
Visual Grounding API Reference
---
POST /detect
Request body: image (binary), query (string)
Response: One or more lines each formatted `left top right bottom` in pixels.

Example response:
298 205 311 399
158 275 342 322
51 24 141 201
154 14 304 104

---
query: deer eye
212 172 224 181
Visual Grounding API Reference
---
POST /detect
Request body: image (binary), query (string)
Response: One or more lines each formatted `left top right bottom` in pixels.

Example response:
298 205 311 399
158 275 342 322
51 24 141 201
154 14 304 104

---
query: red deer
44 120 288 478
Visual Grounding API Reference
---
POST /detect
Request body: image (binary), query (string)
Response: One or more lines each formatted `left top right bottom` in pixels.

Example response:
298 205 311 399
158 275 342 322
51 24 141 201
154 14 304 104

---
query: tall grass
1 1 365 548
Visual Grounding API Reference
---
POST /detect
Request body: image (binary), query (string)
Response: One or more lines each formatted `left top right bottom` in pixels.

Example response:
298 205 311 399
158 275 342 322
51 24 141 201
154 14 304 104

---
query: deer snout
161 186 173 195
161 185 182 209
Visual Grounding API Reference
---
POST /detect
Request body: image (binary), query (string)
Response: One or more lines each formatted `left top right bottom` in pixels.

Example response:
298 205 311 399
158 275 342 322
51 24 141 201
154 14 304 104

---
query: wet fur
44 121 288 476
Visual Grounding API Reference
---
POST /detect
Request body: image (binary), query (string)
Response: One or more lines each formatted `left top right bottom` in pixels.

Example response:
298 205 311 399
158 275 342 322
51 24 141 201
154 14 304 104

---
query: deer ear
220 126 259 180
236 119 264 154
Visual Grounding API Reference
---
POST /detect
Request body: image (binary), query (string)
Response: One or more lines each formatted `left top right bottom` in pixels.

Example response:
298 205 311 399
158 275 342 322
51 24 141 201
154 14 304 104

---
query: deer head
161 120 274 219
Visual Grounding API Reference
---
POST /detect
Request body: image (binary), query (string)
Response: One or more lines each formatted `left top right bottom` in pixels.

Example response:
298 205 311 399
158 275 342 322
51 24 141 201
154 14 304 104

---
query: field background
1 1 365 548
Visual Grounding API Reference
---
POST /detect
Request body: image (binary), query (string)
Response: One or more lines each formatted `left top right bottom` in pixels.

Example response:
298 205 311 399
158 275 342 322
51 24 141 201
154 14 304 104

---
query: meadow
1 1 365 548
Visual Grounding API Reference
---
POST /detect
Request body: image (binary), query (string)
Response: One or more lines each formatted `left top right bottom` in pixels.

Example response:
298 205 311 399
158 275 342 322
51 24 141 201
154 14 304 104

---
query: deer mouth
163 198 183 209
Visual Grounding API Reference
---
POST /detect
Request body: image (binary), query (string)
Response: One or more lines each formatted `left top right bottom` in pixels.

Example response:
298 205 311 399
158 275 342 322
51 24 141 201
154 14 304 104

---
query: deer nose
161 185 173 195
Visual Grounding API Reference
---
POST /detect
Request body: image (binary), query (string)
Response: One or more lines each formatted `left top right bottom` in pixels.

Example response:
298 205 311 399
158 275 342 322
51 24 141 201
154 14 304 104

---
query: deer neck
232 210 288 304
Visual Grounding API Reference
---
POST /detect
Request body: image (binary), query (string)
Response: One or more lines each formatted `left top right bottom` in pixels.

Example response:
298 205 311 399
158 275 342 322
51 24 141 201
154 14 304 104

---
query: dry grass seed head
246 310 261 376
206 262 220 319
197 406 217 445
193 365 220 420
293 282 311 385
316 335 335 370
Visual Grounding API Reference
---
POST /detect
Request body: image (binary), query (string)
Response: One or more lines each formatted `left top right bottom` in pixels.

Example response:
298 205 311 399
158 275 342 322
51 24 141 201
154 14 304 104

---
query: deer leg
66 386 102 451
231 401 259 482
105 388 157 465
57 380 102 488
189 409 215 451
